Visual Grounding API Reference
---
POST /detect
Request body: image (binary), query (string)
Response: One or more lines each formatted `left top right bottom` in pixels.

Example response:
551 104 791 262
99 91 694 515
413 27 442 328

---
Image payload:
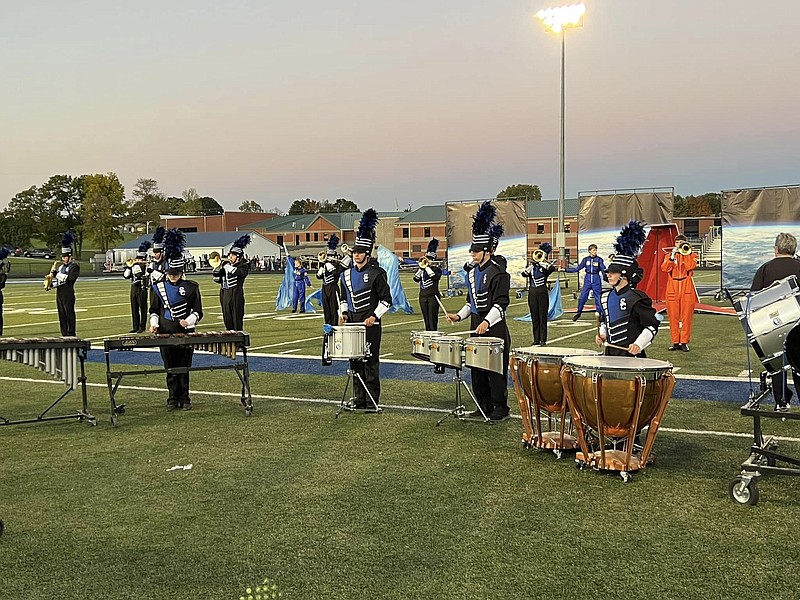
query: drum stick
434 294 448 316
603 341 631 352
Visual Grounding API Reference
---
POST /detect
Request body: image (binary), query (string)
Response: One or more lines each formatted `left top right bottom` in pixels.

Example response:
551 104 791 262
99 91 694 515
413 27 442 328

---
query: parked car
24 248 55 259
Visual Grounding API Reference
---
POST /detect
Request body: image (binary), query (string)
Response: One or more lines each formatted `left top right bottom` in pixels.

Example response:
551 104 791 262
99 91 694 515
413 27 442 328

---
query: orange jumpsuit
661 251 697 344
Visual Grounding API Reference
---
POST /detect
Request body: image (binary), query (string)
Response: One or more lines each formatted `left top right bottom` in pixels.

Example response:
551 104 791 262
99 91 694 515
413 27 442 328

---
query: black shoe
681 344 690 352
167 401 179 411
468 408 489 418
572 313 582 321
539 341 547 346
129 329 138 334
667 344 681 351
489 408 511 422
182 401 193 411
775 401 790 413
291 309 297 314
433 365 446 374
136 328 145 333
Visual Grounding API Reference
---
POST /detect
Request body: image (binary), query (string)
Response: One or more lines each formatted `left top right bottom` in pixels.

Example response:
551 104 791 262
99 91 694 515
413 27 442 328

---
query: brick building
161 211 277 233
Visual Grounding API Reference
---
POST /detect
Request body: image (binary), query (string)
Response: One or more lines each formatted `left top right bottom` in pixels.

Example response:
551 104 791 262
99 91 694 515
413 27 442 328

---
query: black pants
528 287 548 344
56 287 76 337
772 370 800 404
469 315 510 415
350 324 382 406
130 284 147 331
159 345 194 405
322 284 338 326
419 293 439 331
221 288 245 330
0 291 4 335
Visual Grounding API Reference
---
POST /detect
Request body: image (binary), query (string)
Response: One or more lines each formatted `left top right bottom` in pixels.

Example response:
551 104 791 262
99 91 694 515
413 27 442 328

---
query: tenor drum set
728 275 800 505
409 330 504 425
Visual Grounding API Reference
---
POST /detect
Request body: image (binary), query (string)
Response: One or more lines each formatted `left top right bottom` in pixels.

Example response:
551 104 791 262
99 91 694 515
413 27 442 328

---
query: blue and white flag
514 275 564 322
275 255 295 311
377 245 413 314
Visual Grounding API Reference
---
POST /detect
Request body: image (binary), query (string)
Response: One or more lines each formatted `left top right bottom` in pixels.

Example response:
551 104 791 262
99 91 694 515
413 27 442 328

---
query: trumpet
340 244 352 256
663 242 693 256
43 260 58 291
318 250 328 262
531 249 546 263
418 256 430 269
126 257 135 267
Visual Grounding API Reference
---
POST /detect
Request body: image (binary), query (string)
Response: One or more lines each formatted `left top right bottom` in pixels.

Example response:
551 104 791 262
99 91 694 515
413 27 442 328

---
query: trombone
530 249 546 263
317 250 344 263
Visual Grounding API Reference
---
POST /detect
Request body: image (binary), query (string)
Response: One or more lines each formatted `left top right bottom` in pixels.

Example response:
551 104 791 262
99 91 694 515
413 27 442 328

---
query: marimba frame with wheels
103 332 253 426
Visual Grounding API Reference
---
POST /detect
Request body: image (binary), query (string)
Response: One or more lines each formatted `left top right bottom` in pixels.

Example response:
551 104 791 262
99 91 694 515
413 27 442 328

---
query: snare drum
464 337 505 374
429 336 465 369
561 356 675 475
510 346 600 451
734 275 800 373
410 330 444 361
329 325 367 359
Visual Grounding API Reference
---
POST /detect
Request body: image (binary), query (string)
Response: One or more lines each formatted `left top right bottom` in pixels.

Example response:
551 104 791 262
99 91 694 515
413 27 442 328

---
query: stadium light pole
536 3 586 263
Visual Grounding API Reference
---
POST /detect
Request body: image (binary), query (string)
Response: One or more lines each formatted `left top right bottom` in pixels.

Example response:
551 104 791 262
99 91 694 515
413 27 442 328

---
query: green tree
198 196 224 215
129 178 168 229
327 198 359 213
239 200 264 212
0 210 31 248
288 198 323 215
496 184 542 202
38 174 85 251
674 194 689 217
181 188 202 215
6 186 45 248
81 172 126 252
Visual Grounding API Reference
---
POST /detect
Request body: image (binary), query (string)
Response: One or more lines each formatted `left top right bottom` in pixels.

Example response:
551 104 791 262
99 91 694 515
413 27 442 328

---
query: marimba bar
103 331 253 426
0 337 95 427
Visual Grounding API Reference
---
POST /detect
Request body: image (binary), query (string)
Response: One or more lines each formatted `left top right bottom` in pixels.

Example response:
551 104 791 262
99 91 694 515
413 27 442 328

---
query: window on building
424 227 430 237
323 233 329 241
412 244 421 253
564 248 570 261
564 223 571 233
537 223 544 234
295 235 300 246
402 228 409 238
314 232 319 242
277 235 284 246
684 220 699 238
305 233 310 242
402 251 410 258
178 227 197 233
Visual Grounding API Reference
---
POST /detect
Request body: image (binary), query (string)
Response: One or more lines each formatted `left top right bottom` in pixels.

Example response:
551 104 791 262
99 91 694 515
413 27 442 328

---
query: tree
239 200 264 212
288 198 323 215
38 174 85 253
0 210 31 249
674 192 722 217
496 184 542 202
129 178 168 228
198 196 224 215
181 188 203 215
6 186 45 247
81 172 126 252
327 198 359 213
267 206 286 216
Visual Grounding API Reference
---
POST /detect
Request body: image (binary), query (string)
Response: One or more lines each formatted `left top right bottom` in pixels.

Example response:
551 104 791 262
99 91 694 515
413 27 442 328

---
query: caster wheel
111 414 119 427
245 406 253 417
575 460 586 471
0 519 4 537
729 476 759 506
620 471 632 483
521 441 531 449
553 449 563 460
114 404 126 415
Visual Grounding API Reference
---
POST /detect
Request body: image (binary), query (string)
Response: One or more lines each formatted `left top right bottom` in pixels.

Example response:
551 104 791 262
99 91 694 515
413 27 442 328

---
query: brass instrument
318 250 328 262
209 251 222 269
531 249 546 263
43 260 58 291
126 257 135 267
678 241 693 256
340 244 352 256
418 256 430 269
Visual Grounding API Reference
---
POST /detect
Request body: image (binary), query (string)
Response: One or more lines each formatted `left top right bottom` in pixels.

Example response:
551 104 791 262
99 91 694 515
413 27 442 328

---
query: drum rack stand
334 359 381 418
730 372 800 506
436 367 490 426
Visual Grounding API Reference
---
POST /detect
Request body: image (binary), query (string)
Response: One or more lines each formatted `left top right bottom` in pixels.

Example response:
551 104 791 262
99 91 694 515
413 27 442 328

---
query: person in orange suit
661 234 697 352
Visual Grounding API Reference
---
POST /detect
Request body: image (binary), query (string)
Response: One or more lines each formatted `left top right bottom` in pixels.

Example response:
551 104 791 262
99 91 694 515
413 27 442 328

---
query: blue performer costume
292 260 312 313
521 242 556 345
567 244 606 321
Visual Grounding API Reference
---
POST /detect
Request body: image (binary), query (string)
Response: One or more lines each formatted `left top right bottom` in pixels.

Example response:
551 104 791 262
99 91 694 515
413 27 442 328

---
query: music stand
436 365 490 426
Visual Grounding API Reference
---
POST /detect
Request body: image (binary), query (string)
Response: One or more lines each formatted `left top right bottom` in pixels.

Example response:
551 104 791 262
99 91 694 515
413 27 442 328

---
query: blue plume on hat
327 233 340 251
357 208 378 240
539 242 552 255
612 220 647 257
426 238 439 254
61 231 76 248
152 226 166 245
472 201 496 236
489 223 504 241
138 240 152 253
163 228 185 261
0 247 9 261
234 234 251 249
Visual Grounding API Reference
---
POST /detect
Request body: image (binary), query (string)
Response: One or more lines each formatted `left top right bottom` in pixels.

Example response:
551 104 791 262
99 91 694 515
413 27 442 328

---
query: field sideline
2 272 799 599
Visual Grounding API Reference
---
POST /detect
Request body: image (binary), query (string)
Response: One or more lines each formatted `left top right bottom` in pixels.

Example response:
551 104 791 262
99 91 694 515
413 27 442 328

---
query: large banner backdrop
446 199 528 289
722 185 800 289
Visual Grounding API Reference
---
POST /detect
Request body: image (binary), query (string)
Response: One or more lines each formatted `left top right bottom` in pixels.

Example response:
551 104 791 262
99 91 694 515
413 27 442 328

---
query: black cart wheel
0 519 4 537
729 476 759 506
620 471 632 483
575 459 586 470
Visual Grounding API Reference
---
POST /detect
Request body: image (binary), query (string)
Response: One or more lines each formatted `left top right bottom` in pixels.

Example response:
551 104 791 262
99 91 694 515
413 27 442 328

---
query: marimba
103 331 253 426
0 337 95 427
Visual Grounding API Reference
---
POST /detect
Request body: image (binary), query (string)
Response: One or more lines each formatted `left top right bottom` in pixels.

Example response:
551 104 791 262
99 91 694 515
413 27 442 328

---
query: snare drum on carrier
329 325 367 359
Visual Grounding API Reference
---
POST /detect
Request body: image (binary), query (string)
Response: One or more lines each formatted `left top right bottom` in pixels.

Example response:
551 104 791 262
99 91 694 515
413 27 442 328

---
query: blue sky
2 0 798 212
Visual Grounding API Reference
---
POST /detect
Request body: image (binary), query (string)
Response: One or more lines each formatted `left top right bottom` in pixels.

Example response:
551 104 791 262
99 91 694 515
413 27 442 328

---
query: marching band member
147 226 167 289
566 244 606 321
446 201 512 421
214 234 251 330
0 247 8 335
292 259 312 314
123 241 151 333
662 234 696 352
751 232 800 412
316 234 342 326
149 228 203 411
521 242 556 346
339 208 392 410
49 232 80 337
596 221 659 358
413 238 443 331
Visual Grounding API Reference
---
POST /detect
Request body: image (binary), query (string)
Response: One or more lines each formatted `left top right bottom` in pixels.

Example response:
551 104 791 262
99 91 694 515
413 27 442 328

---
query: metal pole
558 28 566 264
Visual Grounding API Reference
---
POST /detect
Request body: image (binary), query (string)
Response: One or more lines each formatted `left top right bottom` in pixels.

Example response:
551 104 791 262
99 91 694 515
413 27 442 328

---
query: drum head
465 336 504 346
784 320 800 372
514 346 600 358
433 336 463 343
565 356 670 370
